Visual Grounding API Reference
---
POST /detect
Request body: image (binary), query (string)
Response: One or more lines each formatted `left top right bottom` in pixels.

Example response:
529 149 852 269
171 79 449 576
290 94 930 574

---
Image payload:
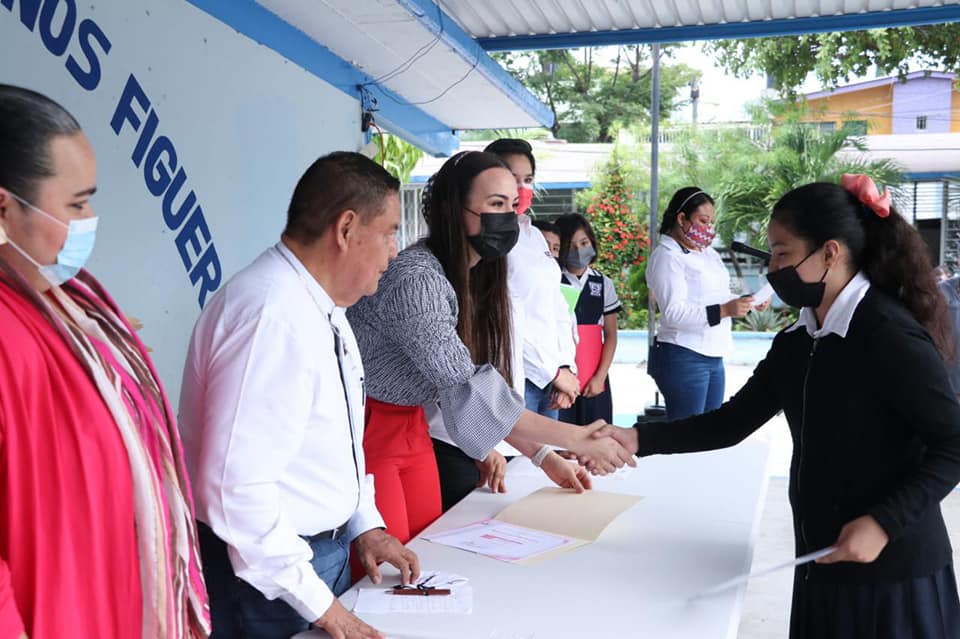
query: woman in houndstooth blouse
348 151 636 545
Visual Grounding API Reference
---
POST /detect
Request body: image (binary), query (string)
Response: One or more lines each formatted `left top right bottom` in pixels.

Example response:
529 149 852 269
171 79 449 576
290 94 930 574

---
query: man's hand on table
313 599 384 639
353 528 420 586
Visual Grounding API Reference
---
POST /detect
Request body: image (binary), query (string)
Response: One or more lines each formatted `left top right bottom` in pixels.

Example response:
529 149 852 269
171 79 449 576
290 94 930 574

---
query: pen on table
390 585 451 596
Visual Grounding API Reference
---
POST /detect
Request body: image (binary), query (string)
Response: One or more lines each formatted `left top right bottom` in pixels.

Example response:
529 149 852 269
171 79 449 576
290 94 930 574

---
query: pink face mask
683 222 716 249
517 184 534 215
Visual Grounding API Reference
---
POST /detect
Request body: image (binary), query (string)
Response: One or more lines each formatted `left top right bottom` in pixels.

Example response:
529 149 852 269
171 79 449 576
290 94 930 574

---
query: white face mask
1 191 99 286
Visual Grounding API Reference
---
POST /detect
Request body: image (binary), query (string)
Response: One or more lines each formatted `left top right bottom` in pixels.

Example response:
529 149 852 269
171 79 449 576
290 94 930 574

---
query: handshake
558 421 641 476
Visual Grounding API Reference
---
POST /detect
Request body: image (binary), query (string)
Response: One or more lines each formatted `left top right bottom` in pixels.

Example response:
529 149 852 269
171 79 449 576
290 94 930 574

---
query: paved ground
606 362 960 639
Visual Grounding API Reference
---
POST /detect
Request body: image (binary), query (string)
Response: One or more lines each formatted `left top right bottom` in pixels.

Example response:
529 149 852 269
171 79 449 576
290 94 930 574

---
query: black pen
390 585 451 596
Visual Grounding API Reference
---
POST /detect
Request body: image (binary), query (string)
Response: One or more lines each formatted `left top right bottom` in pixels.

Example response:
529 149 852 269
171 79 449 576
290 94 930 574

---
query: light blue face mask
4 191 98 286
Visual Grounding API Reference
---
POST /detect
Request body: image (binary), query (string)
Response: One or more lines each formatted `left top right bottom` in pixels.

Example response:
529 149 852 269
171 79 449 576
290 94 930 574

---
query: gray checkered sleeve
439 364 524 460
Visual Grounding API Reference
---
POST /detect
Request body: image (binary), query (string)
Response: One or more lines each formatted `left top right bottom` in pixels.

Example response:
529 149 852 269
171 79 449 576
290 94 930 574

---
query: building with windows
801 70 960 136
799 73 960 270
836 134 960 271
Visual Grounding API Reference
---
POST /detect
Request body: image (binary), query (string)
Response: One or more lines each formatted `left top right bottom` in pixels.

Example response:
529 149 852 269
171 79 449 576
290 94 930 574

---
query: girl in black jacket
590 176 960 638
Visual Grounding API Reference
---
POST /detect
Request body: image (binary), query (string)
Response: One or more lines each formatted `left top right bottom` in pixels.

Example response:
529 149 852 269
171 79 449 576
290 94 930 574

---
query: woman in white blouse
646 187 759 419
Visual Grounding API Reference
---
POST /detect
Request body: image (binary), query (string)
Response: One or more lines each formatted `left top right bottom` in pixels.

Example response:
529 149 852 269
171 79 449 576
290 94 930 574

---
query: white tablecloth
299 438 771 639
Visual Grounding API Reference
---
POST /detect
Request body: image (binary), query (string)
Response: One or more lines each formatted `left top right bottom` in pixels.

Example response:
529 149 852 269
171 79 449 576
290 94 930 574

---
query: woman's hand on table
474 450 508 493
540 451 592 492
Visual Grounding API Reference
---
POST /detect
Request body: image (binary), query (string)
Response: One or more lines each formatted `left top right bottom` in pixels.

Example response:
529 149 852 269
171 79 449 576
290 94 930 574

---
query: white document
422 519 574 563
750 283 775 306
691 546 836 599
353 586 473 615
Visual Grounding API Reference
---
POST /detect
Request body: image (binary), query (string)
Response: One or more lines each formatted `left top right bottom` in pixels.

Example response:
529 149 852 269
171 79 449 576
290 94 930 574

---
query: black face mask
766 247 829 309
465 210 519 261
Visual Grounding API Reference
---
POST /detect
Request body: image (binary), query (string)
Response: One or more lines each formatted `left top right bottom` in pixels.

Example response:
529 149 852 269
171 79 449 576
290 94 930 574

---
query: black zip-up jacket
637 288 960 583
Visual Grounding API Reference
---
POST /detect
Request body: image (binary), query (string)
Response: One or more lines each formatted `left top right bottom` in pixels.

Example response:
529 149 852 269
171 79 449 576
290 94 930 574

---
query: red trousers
352 398 442 581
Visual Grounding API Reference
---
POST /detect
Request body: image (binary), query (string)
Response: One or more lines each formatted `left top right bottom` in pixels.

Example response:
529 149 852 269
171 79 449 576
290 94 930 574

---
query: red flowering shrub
583 158 650 329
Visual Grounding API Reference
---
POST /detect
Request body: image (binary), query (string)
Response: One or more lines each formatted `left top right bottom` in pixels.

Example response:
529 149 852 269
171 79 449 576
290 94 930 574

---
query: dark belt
304 522 349 542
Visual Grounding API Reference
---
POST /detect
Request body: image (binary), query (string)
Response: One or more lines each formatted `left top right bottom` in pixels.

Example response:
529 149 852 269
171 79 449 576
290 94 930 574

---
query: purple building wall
892 76 953 134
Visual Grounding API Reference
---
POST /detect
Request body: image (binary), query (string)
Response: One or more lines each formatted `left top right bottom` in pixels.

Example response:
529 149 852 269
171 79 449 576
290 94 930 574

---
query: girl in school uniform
554 214 621 425
587 175 960 638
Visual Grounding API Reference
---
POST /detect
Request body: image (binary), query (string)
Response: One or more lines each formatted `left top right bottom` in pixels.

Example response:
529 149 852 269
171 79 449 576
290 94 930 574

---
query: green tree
707 25 960 96
374 133 423 184
460 128 552 142
659 118 902 248
494 47 697 142
725 125 900 247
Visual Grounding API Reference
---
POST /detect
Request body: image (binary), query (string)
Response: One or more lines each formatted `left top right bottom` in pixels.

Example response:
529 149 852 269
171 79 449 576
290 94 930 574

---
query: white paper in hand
750 283 775 306
690 546 836 600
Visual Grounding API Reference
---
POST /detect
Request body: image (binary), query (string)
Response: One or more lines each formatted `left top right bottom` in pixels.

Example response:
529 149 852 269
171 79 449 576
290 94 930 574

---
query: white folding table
300 437 771 639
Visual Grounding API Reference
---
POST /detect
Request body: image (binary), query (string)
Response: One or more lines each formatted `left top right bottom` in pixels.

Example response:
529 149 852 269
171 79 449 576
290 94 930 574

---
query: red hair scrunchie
841 173 891 219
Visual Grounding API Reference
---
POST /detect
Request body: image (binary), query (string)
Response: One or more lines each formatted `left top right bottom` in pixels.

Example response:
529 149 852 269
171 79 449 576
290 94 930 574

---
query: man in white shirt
179 152 416 639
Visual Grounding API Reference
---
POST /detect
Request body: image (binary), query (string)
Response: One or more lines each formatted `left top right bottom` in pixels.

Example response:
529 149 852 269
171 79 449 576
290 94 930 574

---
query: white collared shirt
507 214 577 388
786 271 871 339
646 235 738 357
178 242 383 623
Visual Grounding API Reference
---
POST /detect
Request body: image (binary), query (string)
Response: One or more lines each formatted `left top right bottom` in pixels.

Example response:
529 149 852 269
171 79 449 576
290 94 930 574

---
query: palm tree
710 123 902 248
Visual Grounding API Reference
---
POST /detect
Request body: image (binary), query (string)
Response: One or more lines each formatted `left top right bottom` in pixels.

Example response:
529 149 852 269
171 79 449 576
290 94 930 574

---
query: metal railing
399 185 427 250
645 123 772 145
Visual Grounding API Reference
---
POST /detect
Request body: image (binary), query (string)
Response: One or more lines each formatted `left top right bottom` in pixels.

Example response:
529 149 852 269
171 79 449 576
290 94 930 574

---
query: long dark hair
0 85 81 201
772 182 952 358
660 187 714 235
422 151 514 385
555 213 598 270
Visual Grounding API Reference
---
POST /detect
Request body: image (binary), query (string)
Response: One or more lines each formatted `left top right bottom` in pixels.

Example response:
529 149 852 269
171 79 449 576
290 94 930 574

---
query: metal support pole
941 180 949 266
647 43 661 351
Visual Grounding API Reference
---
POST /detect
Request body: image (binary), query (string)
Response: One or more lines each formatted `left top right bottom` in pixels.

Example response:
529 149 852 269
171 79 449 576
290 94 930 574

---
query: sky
667 43 769 124
664 43 827 124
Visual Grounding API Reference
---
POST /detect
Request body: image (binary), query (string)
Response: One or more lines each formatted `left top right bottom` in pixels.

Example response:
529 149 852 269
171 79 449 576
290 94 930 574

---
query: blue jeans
525 378 559 420
199 522 352 639
648 341 725 421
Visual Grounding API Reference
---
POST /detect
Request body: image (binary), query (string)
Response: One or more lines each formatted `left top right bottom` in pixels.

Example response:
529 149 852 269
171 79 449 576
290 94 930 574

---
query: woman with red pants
347 151 634 546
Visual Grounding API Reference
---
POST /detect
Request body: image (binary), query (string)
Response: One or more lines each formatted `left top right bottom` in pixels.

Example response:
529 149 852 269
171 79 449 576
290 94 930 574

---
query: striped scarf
3 264 210 637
